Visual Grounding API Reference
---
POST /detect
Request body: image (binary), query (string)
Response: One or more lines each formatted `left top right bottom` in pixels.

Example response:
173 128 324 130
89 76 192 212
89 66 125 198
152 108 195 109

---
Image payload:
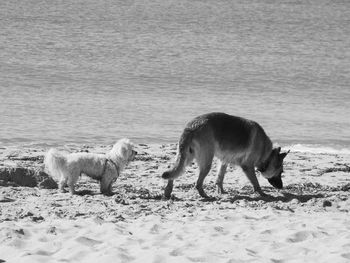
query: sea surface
0 0 349 153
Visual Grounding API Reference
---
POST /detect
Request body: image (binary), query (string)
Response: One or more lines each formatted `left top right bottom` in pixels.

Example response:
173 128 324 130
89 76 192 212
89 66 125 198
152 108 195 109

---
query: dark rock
19 211 34 219
0 167 56 188
0 196 16 202
0 180 18 187
32 215 44 222
38 177 58 189
47 226 57 235
0 167 37 187
341 183 350 191
323 200 332 207
15 229 25 235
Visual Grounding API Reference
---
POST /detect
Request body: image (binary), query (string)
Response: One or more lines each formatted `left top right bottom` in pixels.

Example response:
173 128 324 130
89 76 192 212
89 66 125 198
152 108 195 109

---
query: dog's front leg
241 165 266 197
100 176 114 196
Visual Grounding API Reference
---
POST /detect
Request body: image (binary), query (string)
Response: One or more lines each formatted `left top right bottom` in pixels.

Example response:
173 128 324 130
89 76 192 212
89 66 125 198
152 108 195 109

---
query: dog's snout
268 176 283 189
133 150 138 155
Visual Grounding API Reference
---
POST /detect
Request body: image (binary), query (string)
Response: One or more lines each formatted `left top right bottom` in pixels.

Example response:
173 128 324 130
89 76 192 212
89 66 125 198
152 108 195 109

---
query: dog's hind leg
164 179 174 199
216 161 228 194
58 175 68 193
241 165 266 197
195 151 214 199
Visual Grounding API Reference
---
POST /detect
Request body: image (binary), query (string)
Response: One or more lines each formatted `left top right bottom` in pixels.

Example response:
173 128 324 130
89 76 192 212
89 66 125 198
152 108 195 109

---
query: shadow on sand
228 192 324 203
197 191 325 203
74 189 98 196
74 186 324 204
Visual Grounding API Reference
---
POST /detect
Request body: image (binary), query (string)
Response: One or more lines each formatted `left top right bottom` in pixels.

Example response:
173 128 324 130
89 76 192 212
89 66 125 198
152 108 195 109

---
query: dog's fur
44 138 137 195
162 112 289 198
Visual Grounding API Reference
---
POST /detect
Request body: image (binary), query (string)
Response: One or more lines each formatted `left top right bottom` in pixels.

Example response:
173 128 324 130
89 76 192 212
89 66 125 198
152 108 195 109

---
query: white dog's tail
44 148 67 180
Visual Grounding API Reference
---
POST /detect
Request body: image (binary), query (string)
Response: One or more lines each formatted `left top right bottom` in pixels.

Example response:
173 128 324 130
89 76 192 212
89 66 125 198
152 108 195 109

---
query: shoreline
0 143 350 262
2 140 350 152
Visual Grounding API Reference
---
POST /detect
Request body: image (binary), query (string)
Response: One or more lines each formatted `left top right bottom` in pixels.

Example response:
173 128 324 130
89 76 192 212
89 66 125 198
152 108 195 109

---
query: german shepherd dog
162 112 289 199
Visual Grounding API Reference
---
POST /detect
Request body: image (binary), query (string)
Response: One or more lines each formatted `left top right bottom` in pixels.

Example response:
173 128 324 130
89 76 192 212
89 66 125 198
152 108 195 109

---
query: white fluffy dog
44 138 137 195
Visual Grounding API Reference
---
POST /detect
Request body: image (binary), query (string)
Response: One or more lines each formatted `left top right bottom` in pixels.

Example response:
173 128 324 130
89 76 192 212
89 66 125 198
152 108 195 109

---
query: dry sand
0 143 350 263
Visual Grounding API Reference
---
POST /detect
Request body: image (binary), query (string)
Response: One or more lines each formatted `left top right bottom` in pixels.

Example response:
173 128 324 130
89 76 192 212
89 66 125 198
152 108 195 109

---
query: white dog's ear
120 146 128 157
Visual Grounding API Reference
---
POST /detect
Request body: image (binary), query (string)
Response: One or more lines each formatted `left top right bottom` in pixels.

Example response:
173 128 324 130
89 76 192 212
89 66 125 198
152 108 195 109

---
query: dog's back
204 113 272 166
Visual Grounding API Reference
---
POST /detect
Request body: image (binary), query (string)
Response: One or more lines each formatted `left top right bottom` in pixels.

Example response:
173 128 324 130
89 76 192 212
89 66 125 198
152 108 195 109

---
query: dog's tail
162 128 194 180
44 148 67 180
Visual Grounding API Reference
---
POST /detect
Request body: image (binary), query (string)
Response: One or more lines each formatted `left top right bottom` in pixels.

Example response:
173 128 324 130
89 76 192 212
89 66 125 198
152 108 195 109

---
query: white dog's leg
67 182 75 195
67 172 80 195
100 173 114 196
59 176 67 193
100 180 113 195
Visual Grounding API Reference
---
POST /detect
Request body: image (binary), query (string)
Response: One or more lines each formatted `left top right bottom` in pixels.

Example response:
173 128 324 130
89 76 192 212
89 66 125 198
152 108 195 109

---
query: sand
0 143 350 263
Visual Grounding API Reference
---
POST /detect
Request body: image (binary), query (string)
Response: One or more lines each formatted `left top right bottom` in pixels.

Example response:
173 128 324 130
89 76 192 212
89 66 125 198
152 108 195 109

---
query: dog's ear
273 147 281 155
120 146 128 157
279 150 290 160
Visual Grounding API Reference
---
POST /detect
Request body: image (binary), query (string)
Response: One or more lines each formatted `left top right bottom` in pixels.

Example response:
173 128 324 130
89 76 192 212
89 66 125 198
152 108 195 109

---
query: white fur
44 138 136 195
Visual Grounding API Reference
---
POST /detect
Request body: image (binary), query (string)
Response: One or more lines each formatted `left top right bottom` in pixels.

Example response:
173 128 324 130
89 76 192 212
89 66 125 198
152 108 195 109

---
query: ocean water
0 0 349 152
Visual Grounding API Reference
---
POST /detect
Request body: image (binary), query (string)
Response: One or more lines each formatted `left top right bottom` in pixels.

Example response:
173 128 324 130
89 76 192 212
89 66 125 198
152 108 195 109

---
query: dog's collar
100 159 120 179
107 159 119 174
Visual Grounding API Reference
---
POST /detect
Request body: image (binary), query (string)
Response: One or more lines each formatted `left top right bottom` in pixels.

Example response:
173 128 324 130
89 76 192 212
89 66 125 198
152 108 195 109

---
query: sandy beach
0 143 350 262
